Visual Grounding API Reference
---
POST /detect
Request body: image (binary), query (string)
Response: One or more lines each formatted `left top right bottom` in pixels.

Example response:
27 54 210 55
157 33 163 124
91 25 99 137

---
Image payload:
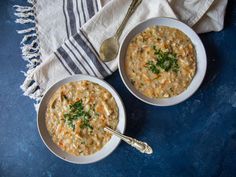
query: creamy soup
45 81 119 156
125 26 196 98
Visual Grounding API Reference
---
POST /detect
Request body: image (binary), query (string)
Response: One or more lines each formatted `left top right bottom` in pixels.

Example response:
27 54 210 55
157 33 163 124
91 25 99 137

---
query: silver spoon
104 126 153 154
99 0 142 62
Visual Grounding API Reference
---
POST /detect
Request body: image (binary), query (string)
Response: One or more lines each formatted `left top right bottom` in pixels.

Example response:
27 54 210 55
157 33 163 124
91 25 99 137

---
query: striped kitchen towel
14 0 228 104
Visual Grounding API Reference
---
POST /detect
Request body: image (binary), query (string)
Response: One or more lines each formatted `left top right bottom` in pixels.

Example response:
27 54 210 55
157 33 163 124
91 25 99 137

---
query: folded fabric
14 0 228 103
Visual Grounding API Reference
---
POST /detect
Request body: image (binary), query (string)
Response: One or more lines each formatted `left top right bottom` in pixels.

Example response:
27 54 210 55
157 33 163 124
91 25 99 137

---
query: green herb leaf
145 61 160 74
156 50 178 72
63 100 94 130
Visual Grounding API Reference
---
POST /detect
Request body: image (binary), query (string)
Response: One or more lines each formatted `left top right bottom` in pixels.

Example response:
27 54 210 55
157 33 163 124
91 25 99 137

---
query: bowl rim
37 74 126 164
118 17 207 106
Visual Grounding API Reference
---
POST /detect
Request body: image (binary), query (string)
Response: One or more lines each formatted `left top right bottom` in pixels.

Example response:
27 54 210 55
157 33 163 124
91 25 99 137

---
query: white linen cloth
14 0 228 102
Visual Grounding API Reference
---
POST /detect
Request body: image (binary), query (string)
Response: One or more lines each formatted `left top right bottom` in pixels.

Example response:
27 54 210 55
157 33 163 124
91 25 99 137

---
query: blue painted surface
0 0 236 177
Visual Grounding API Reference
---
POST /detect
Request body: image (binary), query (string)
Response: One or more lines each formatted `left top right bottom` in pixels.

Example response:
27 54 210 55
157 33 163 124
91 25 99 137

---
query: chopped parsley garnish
63 100 93 131
146 46 179 74
145 61 160 74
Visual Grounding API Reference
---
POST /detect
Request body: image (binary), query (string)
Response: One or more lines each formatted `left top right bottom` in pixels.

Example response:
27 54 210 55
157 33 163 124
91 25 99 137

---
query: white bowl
37 75 126 164
119 17 207 106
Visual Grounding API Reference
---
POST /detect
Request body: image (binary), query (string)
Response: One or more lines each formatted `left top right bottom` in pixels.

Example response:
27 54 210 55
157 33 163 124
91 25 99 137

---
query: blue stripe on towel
67 39 98 77
75 0 82 27
63 0 70 38
55 52 73 75
73 32 109 77
57 46 82 74
86 0 97 18
67 0 77 36
80 0 87 23
64 42 90 74
79 30 113 74
94 0 99 12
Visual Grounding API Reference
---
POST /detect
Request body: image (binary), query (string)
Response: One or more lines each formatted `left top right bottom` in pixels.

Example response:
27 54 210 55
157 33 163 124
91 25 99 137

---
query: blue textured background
0 0 236 177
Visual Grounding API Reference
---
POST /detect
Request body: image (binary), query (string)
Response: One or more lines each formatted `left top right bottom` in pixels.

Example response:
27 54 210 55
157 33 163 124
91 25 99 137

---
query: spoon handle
115 0 142 39
104 126 153 154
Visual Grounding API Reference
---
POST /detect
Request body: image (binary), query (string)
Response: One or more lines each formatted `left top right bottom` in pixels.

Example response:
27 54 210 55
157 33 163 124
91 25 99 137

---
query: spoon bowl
99 36 119 62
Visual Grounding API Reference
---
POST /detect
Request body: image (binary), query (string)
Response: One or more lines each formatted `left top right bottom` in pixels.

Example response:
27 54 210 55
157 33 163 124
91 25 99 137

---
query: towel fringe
17 27 36 34
20 74 44 101
34 103 40 110
14 0 43 102
21 39 39 53
15 18 35 24
27 0 36 4
14 12 35 18
23 52 39 58
13 5 33 12
20 33 37 44
23 82 38 96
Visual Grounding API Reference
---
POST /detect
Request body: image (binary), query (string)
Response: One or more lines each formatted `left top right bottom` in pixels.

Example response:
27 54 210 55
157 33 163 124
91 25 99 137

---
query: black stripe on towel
80 30 113 73
68 39 98 77
73 32 109 77
64 42 90 74
94 0 99 12
80 0 87 23
55 52 73 75
57 47 82 74
67 0 77 35
63 0 70 38
86 0 96 18
75 0 82 27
